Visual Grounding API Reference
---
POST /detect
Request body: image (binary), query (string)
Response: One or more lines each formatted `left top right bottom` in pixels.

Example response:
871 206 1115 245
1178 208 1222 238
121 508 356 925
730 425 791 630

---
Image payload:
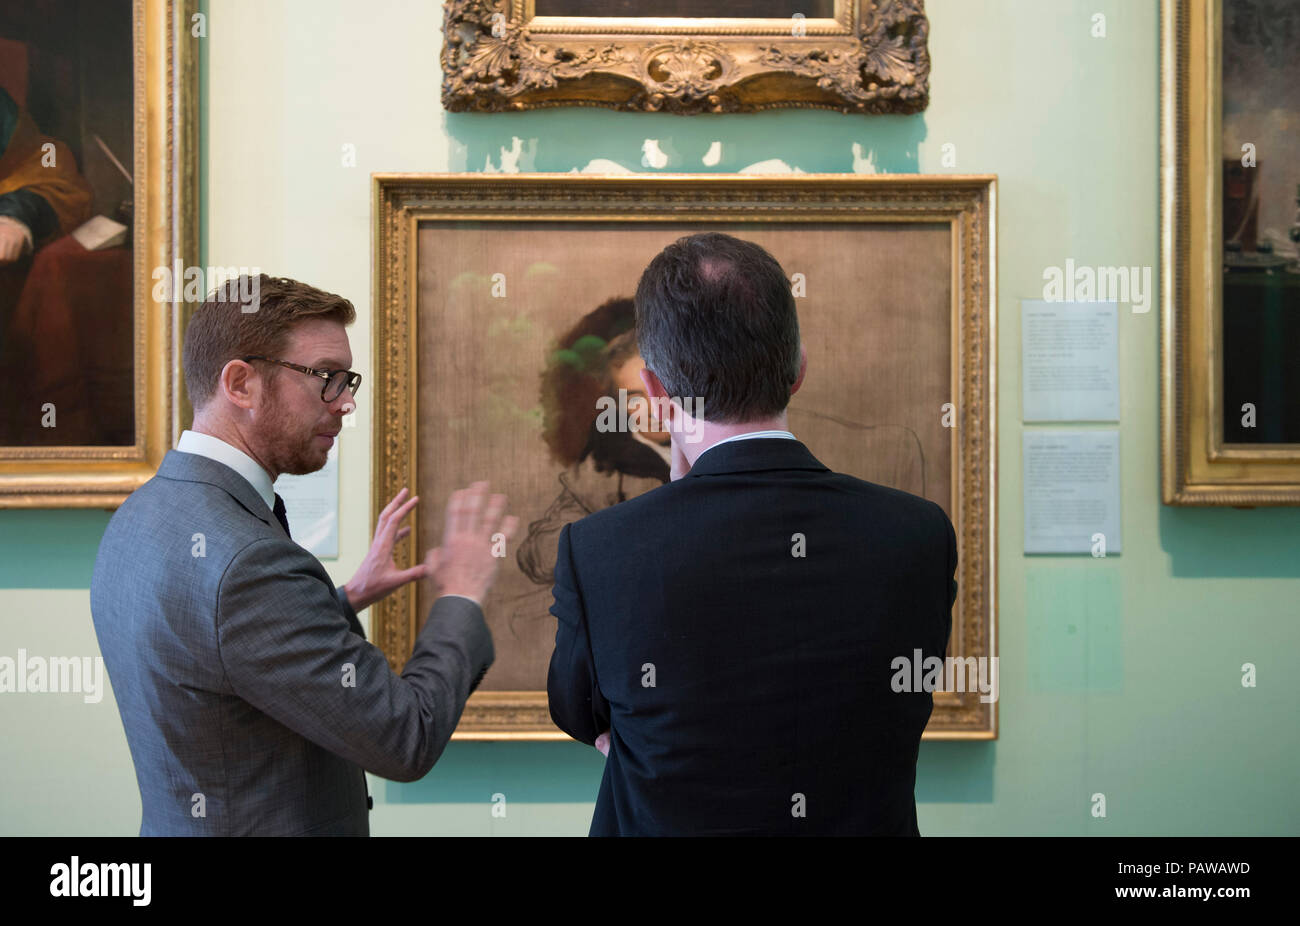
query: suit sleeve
546 522 610 745
217 538 493 782
335 585 365 638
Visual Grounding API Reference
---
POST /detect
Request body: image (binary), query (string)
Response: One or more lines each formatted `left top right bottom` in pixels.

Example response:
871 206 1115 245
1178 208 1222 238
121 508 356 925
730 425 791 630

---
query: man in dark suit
91 274 517 835
547 233 956 835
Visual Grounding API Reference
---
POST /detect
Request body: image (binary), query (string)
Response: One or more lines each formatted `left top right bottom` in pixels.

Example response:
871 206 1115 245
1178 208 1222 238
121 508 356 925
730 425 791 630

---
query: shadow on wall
0 511 111 589
384 738 994 805
1159 504 1300 578
917 740 995 803
444 108 927 175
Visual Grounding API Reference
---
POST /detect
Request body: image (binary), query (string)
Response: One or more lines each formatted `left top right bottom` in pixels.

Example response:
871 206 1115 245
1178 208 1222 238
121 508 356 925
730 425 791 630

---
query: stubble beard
256 377 331 478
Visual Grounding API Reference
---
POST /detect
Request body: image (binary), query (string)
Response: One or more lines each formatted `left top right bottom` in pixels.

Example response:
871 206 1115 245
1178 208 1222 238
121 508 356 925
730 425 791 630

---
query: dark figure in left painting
0 1 134 446
0 87 92 264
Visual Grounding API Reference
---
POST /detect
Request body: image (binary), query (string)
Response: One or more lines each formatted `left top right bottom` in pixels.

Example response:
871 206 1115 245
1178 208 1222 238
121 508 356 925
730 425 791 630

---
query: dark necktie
272 493 292 539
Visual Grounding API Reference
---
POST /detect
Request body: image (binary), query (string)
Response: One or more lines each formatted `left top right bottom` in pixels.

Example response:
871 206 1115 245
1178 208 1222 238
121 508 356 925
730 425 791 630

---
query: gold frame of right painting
1161 0 1300 505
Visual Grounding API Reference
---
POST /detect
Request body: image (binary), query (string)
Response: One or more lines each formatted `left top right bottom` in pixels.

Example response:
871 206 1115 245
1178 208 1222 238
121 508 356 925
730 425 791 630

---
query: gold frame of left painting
0 0 197 508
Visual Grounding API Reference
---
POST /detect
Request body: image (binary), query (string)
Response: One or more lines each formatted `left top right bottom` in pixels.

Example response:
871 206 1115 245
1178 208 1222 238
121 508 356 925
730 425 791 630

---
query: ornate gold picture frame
0 0 195 508
441 0 929 114
372 173 996 739
1161 0 1300 504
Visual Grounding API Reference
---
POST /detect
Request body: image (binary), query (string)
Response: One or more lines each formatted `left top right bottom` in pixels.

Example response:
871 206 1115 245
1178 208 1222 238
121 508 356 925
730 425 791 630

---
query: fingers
394 562 432 584
445 481 493 539
440 481 514 552
443 490 461 543
382 499 418 546
468 489 516 544
445 484 476 539
481 492 507 537
379 487 410 525
428 483 517 602
499 514 519 543
377 488 416 542
459 481 487 534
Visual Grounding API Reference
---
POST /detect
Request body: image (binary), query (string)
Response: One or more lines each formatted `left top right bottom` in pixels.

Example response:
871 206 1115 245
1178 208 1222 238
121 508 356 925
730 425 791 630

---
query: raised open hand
343 487 427 612
424 481 519 605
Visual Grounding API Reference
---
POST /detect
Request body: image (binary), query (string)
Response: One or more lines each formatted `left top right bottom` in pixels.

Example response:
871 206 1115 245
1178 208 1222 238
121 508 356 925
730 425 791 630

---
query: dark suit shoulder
816 471 954 554
818 469 939 507
568 460 947 544
825 471 952 525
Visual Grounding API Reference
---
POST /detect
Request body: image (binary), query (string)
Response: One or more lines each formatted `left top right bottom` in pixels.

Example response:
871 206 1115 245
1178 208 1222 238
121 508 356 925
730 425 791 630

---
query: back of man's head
182 274 356 412
634 232 800 424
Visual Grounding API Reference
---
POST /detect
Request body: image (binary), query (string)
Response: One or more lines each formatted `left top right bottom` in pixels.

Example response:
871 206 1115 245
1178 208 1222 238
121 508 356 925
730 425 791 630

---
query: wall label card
274 441 340 559
1023 429 1121 555
1022 299 1119 422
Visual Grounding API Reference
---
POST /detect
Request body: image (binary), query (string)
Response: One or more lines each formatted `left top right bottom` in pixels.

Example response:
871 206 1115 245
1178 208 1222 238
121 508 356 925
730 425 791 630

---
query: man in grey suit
90 274 517 836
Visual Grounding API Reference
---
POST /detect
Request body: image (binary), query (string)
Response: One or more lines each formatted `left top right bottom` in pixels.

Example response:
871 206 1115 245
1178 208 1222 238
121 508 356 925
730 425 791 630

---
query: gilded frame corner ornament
0 0 197 508
441 0 930 115
1161 0 1300 505
371 173 996 740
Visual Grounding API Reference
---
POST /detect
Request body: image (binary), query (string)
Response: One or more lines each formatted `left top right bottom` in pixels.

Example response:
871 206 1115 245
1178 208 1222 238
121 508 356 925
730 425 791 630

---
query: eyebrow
312 357 350 369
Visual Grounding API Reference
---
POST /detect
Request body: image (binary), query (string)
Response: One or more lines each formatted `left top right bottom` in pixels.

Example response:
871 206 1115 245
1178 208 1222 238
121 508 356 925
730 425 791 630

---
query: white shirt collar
695 429 796 462
176 429 276 510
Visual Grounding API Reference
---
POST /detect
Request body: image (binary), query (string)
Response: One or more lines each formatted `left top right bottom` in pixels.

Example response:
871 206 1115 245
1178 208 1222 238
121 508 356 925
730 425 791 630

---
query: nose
330 390 356 417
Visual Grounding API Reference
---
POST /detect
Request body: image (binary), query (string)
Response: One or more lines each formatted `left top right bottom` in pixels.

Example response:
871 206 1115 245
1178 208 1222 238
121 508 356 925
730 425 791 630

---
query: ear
218 358 261 411
639 366 668 401
640 366 679 427
790 344 808 397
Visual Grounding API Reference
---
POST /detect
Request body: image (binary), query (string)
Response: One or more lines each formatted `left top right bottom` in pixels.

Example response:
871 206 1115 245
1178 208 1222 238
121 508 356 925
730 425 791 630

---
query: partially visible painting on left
0 0 134 445
0 0 193 508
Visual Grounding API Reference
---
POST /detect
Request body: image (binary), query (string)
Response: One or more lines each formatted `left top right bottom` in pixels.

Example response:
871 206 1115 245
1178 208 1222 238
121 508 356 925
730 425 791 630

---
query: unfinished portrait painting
413 219 952 691
373 174 994 738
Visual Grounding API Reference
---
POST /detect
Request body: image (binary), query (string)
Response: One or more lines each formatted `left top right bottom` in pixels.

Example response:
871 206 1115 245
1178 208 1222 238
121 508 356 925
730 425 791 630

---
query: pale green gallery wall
2 0 1296 836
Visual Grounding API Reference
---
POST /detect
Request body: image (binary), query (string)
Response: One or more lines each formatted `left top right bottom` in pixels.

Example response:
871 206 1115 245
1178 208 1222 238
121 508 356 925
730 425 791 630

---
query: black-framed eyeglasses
242 356 362 403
